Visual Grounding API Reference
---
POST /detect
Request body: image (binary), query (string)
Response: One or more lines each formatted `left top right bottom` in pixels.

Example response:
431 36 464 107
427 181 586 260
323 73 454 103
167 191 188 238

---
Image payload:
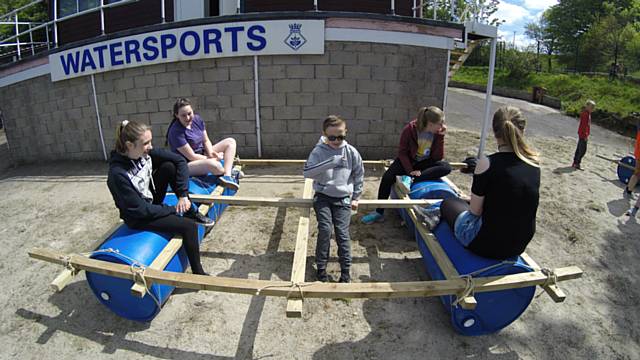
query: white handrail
0 0 43 21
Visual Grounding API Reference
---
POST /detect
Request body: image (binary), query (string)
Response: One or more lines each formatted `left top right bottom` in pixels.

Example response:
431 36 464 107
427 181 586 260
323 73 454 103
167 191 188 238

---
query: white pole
45 23 50 49
443 49 451 111
450 0 455 20
91 74 108 161
161 0 165 23
53 0 58 46
391 0 395 15
253 55 262 158
314 0 318 11
28 23 35 55
412 0 416 17
433 0 437 20
236 0 240 14
100 0 105 34
14 14 21 59
478 38 497 157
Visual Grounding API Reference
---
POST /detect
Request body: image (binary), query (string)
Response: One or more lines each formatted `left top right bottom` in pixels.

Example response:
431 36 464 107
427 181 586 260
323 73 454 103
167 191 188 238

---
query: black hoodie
107 148 189 225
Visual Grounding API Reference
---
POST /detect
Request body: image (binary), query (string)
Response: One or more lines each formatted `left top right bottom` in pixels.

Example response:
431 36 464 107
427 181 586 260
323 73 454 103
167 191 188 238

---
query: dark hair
322 115 346 131
115 120 150 154
166 98 193 145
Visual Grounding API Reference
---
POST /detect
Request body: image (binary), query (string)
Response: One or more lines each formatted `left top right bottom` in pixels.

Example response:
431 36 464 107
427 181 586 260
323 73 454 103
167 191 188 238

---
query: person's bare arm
176 144 207 161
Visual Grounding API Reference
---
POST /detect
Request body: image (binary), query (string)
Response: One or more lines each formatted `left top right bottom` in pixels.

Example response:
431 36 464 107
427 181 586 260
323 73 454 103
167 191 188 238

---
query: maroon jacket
397 119 445 173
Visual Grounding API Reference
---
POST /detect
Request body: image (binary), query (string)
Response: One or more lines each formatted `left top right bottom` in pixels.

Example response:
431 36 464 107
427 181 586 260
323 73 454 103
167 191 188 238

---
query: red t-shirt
577 110 590 139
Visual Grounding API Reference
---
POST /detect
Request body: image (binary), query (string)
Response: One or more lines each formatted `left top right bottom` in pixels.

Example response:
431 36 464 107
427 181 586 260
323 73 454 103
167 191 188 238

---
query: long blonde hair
492 106 539 167
416 106 445 132
114 120 150 154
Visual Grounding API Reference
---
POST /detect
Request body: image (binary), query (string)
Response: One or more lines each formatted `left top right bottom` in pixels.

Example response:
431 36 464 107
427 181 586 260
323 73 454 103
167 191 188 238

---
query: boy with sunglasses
303 115 364 283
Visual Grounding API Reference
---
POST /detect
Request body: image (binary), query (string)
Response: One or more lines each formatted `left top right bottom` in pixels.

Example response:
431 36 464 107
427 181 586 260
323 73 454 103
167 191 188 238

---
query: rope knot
452 274 475 307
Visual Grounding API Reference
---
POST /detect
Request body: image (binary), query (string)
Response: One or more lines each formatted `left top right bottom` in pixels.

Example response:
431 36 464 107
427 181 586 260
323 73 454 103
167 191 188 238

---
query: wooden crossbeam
50 221 123 292
28 248 583 299
520 252 567 303
236 159 468 170
130 237 183 298
595 154 635 171
395 183 477 309
187 195 441 209
286 178 314 318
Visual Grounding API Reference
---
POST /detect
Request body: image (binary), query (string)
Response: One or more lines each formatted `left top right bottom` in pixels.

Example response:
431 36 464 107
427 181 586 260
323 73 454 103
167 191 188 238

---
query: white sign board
50 19 325 81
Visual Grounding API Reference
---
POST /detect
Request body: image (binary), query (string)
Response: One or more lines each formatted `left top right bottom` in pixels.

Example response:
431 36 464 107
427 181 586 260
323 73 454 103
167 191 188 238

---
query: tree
524 21 543 72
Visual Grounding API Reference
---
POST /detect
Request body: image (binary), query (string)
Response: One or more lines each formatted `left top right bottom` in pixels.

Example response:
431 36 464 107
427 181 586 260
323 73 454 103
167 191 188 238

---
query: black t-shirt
468 152 541 259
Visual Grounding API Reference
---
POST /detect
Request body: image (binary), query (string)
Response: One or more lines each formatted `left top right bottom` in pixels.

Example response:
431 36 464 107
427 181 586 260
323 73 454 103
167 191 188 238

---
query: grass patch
452 66 640 118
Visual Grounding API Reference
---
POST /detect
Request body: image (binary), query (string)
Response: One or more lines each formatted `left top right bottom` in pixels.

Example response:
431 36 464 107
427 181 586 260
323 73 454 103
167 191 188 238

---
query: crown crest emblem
288 23 302 32
284 23 307 50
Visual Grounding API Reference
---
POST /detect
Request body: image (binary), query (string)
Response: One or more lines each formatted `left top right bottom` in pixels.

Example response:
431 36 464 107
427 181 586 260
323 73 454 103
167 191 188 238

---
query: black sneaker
184 209 215 227
339 270 351 283
317 268 329 282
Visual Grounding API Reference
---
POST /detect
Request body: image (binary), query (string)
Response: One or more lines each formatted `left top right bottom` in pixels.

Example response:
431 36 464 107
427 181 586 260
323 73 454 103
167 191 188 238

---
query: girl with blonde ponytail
430 106 541 260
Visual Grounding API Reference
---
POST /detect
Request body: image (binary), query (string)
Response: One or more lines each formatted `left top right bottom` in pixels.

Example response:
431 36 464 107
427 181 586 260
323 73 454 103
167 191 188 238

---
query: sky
490 0 558 48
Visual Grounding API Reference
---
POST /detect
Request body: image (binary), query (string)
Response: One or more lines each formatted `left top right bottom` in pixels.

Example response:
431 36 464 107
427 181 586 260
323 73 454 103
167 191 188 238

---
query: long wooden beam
236 159 468 170
188 195 442 209
395 183 477 309
50 220 123 292
595 154 635 171
130 237 183 297
286 179 314 318
28 248 583 299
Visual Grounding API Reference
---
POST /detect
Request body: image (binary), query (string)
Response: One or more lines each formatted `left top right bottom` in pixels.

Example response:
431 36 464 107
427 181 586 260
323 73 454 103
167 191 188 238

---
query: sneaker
317 268 329 282
218 175 239 191
184 209 215 227
414 206 441 230
626 207 639 217
572 163 583 170
339 270 351 283
396 175 413 193
231 168 245 179
624 188 634 198
361 211 384 225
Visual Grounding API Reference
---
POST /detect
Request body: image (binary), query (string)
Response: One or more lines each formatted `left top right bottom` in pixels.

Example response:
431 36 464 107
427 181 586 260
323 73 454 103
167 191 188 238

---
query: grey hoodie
303 137 364 200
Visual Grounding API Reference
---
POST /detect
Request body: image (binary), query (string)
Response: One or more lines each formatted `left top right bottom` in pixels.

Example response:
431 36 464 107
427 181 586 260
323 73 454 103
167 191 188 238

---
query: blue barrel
394 182 535 335
617 156 636 185
393 180 458 236
86 173 238 321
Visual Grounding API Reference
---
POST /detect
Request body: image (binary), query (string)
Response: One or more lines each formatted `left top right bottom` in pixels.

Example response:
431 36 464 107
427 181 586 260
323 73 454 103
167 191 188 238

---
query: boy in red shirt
572 100 596 170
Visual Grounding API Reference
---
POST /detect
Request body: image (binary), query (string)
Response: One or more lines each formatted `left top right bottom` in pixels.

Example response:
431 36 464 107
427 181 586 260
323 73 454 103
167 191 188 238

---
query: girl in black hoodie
107 120 212 275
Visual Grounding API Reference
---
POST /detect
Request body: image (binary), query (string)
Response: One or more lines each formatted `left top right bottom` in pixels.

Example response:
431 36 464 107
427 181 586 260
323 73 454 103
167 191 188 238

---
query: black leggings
376 158 452 214
129 160 205 274
440 197 471 232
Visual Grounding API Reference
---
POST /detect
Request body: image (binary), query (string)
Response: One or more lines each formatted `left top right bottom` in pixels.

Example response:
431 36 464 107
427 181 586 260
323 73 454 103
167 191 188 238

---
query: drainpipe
253 55 262 158
91 74 108 161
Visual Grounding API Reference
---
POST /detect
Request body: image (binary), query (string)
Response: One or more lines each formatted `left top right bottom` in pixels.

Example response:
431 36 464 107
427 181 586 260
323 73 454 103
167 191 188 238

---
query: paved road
446 87 633 151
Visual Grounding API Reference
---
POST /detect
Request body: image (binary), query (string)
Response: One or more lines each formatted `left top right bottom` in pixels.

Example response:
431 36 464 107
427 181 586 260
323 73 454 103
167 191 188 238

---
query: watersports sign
50 19 325 81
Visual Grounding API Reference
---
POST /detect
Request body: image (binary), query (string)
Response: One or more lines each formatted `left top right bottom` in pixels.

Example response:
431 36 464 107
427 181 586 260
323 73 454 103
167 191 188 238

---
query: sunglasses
326 135 346 141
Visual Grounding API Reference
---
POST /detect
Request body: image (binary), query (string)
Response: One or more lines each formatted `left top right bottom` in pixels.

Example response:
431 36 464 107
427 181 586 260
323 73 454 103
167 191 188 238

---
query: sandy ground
1 91 639 359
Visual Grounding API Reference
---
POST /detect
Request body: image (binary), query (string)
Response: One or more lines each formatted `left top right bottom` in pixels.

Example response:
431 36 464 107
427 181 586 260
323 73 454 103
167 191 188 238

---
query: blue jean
453 210 483 247
313 193 352 270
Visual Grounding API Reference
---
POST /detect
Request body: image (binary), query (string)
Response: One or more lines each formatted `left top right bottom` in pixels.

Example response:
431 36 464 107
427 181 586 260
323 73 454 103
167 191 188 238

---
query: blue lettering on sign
180 31 200 56
60 52 80 75
142 36 159 61
203 28 222 54
247 25 266 51
93 45 108 68
160 34 177 58
81 48 97 71
224 26 244 52
109 42 124 66
124 39 142 64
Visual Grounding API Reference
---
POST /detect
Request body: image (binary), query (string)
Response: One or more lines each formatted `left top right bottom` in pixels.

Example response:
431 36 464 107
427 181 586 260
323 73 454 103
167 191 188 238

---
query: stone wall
0 41 447 163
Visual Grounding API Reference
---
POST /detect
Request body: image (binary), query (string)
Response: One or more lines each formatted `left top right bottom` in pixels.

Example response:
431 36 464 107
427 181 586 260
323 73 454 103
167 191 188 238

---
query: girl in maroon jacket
362 106 451 224
572 100 595 170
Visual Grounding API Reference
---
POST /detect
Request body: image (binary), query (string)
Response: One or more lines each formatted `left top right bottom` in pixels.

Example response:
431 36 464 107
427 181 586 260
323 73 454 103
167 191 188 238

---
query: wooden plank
187 195 442 209
28 247 583 299
286 178 314 318
520 252 567 303
595 154 635 171
396 183 477 309
130 237 183 298
196 164 243 217
237 159 390 166
50 220 123 292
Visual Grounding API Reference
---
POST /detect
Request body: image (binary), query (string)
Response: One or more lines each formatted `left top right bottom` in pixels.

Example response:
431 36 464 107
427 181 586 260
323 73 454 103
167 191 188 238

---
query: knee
205 159 223 172
158 161 176 176
441 162 452 175
224 137 236 149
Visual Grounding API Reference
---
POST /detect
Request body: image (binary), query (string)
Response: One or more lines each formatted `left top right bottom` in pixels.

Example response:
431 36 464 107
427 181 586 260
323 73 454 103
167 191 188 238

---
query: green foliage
452 66 640 119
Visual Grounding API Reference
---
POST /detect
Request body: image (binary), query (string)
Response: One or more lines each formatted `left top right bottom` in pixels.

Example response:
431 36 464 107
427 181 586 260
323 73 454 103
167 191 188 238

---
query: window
58 0 102 18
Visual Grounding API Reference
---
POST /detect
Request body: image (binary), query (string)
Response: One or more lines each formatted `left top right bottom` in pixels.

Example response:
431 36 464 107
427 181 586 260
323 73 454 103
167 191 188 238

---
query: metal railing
0 0 154 62
411 0 488 23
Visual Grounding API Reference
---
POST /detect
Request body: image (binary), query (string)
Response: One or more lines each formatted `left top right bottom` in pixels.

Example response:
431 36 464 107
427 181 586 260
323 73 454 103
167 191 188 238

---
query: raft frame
29 159 583 319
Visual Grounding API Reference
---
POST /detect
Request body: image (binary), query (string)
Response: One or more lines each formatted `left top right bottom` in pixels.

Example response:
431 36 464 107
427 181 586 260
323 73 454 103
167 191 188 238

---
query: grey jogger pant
313 193 352 271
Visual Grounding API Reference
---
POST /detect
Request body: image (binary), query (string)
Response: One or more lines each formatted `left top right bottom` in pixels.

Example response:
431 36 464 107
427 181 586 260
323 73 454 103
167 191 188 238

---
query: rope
535 267 559 298
452 274 475 307
255 281 314 300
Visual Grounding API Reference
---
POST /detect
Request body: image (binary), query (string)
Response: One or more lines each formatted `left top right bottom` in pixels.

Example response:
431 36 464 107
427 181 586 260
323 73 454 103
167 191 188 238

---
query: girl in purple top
167 98 239 190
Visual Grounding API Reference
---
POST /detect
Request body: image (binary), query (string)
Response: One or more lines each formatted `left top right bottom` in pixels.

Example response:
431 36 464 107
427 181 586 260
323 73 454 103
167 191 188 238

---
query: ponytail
416 106 445 132
115 120 150 154
492 106 539 167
